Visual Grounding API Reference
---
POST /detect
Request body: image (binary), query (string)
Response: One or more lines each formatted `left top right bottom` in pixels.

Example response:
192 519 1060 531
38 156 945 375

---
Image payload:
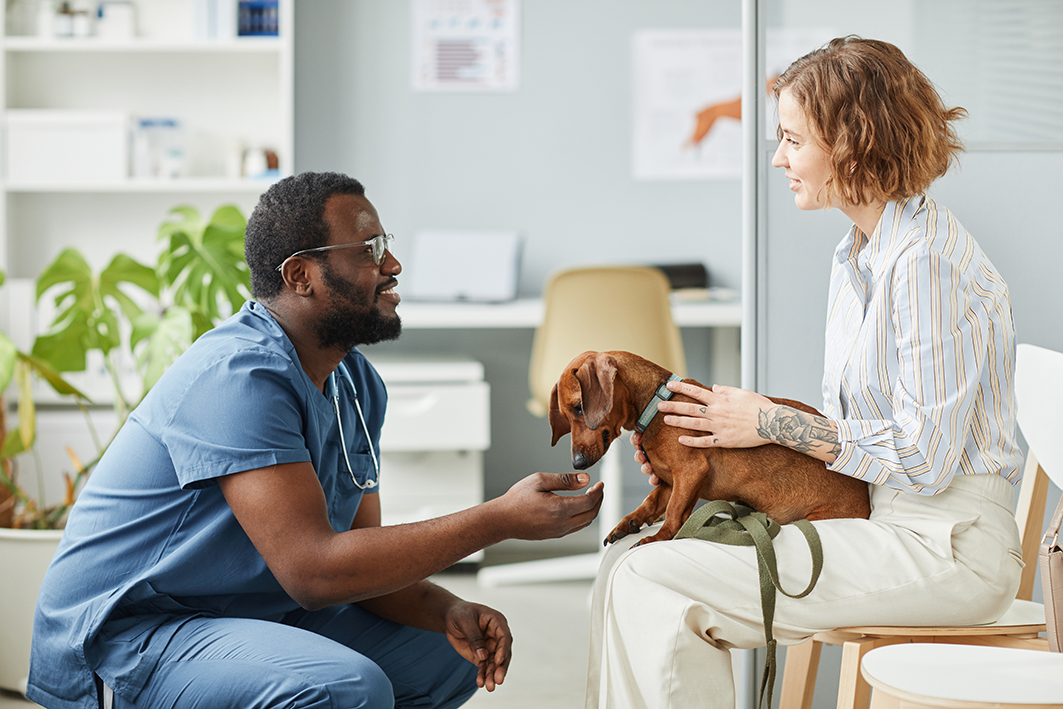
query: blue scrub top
27 301 386 709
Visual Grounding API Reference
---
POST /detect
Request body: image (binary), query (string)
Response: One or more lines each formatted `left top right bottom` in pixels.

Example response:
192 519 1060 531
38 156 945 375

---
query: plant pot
0 527 63 695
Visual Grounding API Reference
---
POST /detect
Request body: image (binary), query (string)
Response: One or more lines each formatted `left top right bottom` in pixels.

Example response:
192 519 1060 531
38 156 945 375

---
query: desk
396 297 743 329
396 297 743 387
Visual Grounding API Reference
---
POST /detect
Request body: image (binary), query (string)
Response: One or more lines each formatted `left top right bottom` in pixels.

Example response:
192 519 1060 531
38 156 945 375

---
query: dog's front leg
637 471 708 545
604 484 672 546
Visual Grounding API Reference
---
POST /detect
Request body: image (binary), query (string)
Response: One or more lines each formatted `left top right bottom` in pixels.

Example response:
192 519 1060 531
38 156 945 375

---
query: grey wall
294 1 744 296
293 1 745 516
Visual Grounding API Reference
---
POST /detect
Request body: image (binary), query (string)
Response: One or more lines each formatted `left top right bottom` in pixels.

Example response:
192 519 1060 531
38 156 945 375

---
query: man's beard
314 263 402 351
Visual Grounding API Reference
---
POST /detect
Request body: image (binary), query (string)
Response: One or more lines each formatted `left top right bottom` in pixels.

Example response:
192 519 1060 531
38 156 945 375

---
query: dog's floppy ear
576 352 618 430
548 383 571 446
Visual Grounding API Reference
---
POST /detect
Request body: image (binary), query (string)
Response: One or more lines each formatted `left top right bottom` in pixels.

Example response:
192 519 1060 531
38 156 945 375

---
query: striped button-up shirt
823 196 1023 494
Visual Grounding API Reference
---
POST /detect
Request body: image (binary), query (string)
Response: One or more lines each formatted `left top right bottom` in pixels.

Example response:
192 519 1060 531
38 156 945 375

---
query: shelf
2 36 284 53
3 177 282 194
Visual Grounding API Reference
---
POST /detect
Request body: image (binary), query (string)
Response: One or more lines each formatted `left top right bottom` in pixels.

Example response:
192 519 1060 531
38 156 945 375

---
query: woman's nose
770 142 786 168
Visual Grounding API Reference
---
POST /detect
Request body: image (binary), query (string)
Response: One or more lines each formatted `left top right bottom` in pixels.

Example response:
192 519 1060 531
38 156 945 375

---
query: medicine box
5 110 130 183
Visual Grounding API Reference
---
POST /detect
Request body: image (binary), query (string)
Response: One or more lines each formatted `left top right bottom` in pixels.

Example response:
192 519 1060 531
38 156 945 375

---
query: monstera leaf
157 204 251 335
32 249 159 373
131 305 195 392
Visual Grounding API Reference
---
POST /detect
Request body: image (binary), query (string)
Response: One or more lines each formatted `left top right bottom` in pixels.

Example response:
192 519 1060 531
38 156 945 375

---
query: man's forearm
306 499 512 609
356 579 460 633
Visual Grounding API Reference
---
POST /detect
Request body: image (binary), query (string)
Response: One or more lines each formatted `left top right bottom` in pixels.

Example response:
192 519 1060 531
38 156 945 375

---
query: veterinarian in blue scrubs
586 37 1024 708
29 172 605 709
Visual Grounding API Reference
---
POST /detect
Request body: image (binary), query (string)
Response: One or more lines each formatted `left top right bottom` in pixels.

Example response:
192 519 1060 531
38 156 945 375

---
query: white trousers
585 474 1022 709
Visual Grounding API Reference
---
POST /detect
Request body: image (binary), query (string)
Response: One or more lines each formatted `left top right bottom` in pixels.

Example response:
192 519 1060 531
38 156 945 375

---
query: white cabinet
0 0 293 282
368 355 490 563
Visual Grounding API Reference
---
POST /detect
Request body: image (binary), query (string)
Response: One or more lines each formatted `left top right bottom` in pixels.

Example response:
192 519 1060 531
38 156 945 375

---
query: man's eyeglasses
275 234 395 272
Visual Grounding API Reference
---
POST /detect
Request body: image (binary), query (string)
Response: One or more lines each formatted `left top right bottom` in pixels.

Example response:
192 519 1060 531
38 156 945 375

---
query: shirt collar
834 196 928 281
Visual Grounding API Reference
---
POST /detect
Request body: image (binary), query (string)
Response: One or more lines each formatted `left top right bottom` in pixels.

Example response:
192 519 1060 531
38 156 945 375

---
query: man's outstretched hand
497 472 604 540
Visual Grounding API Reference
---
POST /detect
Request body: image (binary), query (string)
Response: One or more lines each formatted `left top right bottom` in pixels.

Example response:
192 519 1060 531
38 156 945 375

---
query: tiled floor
1 537 598 709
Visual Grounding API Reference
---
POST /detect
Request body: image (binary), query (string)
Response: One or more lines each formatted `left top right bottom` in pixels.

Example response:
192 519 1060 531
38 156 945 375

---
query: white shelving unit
0 0 293 282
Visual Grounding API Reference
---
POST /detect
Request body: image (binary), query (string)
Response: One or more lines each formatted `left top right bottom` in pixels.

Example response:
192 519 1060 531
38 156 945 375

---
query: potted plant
0 203 251 694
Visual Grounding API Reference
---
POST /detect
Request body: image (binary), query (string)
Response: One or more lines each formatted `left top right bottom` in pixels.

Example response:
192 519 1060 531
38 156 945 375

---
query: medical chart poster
633 30 743 181
632 28 834 181
411 0 520 92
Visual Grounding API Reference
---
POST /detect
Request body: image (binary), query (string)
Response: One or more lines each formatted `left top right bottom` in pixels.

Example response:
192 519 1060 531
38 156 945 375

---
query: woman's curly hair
773 35 967 207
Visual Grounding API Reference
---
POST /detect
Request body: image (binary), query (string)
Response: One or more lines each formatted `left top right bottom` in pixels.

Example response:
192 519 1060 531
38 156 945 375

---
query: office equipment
5 110 129 183
407 230 522 302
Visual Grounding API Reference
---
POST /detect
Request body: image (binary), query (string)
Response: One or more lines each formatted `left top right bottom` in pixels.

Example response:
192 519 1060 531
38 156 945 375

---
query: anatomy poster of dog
631 27 833 181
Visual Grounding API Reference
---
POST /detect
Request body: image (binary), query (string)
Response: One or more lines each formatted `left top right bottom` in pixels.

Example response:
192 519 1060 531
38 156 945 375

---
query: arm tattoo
757 407 841 457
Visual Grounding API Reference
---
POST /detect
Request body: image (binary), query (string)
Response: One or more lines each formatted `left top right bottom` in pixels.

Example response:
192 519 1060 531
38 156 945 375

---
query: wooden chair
860 644 1063 709
779 342 1061 709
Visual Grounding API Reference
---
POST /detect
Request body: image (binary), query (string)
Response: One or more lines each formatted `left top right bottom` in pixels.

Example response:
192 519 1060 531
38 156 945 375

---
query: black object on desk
652 263 709 290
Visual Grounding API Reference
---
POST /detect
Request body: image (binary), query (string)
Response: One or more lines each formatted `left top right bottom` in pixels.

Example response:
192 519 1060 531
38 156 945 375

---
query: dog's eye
574 403 583 417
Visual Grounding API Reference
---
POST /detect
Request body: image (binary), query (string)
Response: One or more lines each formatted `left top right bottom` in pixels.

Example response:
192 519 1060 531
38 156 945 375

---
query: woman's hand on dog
630 432 662 486
658 381 776 449
496 472 605 540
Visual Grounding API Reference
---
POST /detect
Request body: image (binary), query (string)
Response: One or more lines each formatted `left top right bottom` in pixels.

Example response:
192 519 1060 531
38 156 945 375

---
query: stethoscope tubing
330 361 380 490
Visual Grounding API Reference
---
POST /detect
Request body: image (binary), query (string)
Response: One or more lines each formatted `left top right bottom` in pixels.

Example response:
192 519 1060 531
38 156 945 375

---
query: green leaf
18 352 92 401
32 320 89 372
35 248 92 301
15 361 34 451
0 331 17 392
135 307 193 392
34 248 157 374
2 424 28 458
158 205 250 324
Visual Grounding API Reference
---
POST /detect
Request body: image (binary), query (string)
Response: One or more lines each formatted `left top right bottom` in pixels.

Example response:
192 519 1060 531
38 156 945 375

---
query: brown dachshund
549 350 871 546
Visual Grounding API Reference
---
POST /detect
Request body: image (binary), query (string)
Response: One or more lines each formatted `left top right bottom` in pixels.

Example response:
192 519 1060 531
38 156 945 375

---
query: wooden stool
860 643 1063 709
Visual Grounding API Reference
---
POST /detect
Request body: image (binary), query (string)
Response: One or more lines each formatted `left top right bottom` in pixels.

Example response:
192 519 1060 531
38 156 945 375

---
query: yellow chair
526 265 686 416
477 265 687 586
779 342 1058 709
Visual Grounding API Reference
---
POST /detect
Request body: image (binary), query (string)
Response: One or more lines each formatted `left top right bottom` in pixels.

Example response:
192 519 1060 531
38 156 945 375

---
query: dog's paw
603 518 645 546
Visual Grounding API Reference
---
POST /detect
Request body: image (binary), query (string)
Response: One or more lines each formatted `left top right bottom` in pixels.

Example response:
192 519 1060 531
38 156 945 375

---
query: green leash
674 501 824 709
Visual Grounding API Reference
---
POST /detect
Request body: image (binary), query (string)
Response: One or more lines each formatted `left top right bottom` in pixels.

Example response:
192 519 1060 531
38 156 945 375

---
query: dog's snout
572 452 593 470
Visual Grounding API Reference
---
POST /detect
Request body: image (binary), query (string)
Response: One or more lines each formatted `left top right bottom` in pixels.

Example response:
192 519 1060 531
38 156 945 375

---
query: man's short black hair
244 172 366 301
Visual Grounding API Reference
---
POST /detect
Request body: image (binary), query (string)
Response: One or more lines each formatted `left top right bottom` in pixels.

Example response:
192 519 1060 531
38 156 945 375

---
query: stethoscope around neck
329 361 379 490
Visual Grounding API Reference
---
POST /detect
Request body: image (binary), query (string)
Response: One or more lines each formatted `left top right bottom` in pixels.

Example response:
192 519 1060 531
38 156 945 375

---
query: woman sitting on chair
585 35 1024 709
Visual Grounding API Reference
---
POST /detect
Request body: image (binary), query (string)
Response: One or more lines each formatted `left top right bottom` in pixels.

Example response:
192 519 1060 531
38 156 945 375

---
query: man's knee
322 659 395 709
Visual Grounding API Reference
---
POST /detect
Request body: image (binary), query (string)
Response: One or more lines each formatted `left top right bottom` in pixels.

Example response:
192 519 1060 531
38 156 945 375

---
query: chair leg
836 638 897 709
868 686 901 709
779 639 822 709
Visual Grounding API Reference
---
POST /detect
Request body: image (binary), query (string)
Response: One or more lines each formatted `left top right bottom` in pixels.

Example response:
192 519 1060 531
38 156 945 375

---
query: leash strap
675 501 823 709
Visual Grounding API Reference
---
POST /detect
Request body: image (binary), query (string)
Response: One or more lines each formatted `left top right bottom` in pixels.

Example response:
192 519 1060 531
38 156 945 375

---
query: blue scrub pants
99 604 479 709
